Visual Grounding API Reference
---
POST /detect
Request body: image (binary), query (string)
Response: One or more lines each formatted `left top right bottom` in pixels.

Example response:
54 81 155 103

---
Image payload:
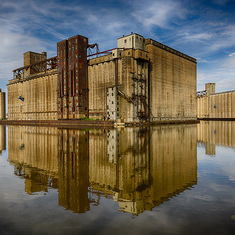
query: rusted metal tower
57 35 88 119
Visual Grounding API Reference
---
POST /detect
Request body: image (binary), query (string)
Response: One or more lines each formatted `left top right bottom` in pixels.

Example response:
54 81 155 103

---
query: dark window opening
79 95 82 107
71 70 74 96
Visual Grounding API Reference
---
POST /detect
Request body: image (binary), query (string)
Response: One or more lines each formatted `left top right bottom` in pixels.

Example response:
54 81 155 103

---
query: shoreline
0 119 202 128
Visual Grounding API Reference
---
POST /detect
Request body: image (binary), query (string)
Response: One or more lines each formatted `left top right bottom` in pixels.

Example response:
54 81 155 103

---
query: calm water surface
0 121 234 235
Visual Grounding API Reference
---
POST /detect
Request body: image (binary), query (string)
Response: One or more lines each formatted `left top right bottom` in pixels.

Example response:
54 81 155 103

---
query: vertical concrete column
0 89 6 119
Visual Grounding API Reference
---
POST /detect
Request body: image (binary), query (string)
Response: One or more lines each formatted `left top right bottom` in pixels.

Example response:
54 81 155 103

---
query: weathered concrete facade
146 40 197 121
197 83 235 119
8 69 57 120
8 33 197 123
88 34 197 123
88 48 149 122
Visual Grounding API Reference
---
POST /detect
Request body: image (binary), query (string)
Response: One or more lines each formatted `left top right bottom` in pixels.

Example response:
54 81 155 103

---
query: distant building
197 83 235 119
7 33 197 123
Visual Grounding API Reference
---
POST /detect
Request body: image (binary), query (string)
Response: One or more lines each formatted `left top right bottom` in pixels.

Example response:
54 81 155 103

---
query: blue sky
0 0 235 93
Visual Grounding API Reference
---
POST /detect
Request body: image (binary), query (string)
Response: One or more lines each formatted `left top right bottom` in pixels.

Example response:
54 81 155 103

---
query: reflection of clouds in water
1 124 235 234
214 147 235 182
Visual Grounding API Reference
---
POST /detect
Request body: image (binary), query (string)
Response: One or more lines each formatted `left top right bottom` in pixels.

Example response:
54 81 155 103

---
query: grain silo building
7 33 197 124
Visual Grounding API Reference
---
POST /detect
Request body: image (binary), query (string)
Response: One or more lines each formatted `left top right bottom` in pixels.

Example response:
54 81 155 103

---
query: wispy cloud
228 52 235 57
131 0 186 29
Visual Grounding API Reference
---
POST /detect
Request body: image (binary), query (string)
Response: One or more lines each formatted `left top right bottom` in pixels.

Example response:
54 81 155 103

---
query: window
124 39 127 43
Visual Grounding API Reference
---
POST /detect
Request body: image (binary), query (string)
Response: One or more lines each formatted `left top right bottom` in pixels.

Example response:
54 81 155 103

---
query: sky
0 0 235 94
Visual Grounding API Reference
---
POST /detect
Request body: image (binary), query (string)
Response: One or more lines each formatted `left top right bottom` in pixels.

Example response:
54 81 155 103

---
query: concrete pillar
205 83 215 96
0 89 6 119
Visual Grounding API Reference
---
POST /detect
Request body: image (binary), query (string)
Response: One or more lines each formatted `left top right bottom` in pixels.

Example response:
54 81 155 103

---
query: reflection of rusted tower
57 35 89 119
58 129 90 213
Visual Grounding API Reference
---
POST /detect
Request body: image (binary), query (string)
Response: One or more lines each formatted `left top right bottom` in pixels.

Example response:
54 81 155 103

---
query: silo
0 89 6 119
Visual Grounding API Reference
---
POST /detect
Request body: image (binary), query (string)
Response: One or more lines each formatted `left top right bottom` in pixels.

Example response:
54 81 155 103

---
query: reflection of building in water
0 125 6 154
197 121 235 155
13 162 58 194
89 125 197 215
58 129 90 213
8 126 59 194
8 125 197 215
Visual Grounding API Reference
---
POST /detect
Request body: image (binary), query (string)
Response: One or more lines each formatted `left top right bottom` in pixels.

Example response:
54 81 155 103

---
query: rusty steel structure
57 35 88 119
87 43 99 57
12 56 57 80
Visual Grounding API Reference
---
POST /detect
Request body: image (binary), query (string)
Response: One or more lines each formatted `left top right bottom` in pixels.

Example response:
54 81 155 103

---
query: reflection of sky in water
0 125 235 235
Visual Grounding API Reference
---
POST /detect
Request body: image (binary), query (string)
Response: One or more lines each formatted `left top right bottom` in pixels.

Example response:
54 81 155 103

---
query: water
0 121 234 235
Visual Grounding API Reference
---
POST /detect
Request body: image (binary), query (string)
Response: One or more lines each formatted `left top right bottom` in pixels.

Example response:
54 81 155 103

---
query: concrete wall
88 42 197 123
88 49 149 122
0 90 5 119
146 43 197 121
8 70 58 120
88 58 116 119
197 91 235 119
24 51 47 77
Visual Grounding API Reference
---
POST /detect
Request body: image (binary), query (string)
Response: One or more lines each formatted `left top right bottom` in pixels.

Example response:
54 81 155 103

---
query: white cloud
229 52 235 57
182 33 214 41
131 0 186 29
